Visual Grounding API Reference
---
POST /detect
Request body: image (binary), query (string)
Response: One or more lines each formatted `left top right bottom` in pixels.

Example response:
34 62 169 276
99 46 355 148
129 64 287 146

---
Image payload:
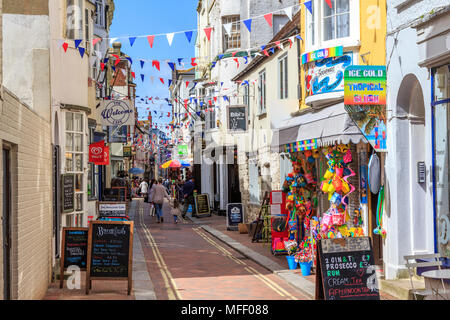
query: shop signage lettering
305 53 353 97
98 202 127 218
228 106 247 131
62 174 75 213
194 194 211 218
60 227 88 288
99 100 135 126
315 237 380 300
301 46 343 65
227 203 244 230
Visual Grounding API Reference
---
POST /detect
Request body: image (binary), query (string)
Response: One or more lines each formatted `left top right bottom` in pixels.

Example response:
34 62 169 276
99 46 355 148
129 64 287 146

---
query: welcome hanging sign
99 100 135 126
344 66 387 152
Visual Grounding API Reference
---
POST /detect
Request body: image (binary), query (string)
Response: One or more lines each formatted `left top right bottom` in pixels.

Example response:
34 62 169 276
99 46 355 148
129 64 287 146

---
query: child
171 199 183 224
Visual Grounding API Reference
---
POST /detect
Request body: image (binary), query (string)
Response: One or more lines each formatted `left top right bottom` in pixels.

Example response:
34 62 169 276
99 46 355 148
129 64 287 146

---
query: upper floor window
223 16 241 51
95 0 105 27
258 70 266 114
66 0 83 39
279 54 288 99
323 0 350 41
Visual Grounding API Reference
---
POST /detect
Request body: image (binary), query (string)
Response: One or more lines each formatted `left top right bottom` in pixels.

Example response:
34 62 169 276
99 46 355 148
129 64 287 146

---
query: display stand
252 191 270 243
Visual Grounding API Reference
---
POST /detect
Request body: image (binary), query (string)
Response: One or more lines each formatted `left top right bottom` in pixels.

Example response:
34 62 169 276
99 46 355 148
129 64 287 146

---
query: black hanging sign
62 174 75 213
228 106 247 131
315 237 380 300
86 221 134 295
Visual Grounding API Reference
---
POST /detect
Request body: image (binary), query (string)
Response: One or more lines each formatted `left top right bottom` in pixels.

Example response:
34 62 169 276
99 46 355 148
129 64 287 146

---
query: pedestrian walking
139 179 149 201
170 198 183 224
182 176 196 219
147 179 156 216
151 178 170 223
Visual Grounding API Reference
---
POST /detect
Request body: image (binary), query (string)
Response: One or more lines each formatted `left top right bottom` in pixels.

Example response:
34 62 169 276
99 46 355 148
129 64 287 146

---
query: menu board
62 174 74 213
103 188 121 201
194 194 211 217
86 221 133 295
60 227 88 288
316 237 380 300
98 202 127 218
112 187 127 201
227 203 244 230
228 106 247 131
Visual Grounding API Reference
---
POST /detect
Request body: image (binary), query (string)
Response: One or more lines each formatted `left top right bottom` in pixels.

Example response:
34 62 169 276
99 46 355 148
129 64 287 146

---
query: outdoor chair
404 253 446 300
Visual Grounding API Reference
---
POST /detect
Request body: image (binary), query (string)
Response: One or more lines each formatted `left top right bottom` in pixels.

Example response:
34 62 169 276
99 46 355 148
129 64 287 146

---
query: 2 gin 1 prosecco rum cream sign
99 100 135 126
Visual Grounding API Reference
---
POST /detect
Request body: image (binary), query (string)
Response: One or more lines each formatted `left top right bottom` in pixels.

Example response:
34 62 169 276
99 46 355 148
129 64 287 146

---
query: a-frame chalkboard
60 227 88 288
315 237 380 300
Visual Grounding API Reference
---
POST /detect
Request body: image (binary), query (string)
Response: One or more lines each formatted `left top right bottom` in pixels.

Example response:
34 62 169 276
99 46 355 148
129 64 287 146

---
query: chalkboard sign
228 106 247 131
60 227 88 288
194 194 211 218
112 187 127 201
315 237 380 300
227 203 244 231
62 174 74 213
103 188 121 201
98 202 127 218
86 221 133 295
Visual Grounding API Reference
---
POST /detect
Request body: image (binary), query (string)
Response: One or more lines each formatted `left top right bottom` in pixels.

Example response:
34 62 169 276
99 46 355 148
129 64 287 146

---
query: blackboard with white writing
62 174 74 213
227 203 243 230
228 106 247 131
103 188 121 201
316 237 380 300
60 227 88 288
194 194 211 217
88 222 133 278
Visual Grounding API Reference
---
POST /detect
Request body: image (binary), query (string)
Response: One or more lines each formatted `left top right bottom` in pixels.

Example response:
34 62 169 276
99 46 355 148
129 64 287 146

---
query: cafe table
421 269 450 300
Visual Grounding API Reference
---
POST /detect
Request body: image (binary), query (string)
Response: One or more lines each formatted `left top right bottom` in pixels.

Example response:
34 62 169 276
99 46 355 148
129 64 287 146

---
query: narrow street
133 199 309 300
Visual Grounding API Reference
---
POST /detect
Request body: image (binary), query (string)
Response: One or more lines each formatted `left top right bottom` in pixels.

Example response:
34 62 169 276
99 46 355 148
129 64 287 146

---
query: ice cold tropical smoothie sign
99 100 135 126
344 66 387 152
315 237 380 300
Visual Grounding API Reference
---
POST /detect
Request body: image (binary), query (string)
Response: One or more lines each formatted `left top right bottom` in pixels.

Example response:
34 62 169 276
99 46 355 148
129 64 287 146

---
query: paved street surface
44 199 397 300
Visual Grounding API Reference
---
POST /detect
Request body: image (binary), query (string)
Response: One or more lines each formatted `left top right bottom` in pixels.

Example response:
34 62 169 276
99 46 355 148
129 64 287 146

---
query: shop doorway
370 185 383 266
2 147 12 300
228 146 241 204
52 145 61 259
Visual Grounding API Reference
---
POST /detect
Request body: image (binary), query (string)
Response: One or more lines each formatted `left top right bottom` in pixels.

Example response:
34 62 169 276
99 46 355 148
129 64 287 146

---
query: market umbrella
180 160 191 167
161 159 181 169
129 167 145 174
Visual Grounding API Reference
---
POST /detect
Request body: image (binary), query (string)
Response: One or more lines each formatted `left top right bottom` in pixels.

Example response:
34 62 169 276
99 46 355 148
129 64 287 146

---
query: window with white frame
65 112 85 225
243 84 250 118
66 0 83 39
222 16 241 51
95 0 105 27
305 0 357 51
279 54 288 99
258 70 266 114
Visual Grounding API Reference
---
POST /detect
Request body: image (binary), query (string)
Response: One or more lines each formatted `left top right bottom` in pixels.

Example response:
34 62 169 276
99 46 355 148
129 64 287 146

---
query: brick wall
0 88 53 300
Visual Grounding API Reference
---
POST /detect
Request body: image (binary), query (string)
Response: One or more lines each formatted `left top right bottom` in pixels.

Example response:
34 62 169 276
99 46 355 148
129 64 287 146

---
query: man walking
139 179 149 201
151 178 170 223
182 176 195 219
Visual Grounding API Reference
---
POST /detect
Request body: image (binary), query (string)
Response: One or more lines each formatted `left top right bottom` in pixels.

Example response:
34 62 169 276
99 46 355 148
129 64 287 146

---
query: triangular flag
62 42 69 53
159 78 164 84
166 33 175 46
264 13 273 27
223 23 233 36
243 19 252 32
152 60 160 71
168 79 172 87
141 74 145 82
74 39 82 49
78 47 85 58
131 71 135 79
140 60 145 68
126 57 133 65
304 1 313 14
185 31 193 43
147 35 155 48
168 62 175 71
177 58 183 65
109 37 118 45
204 27 213 41
191 58 197 67
218 54 224 60
100 62 105 71
233 58 239 69
325 0 333 9
284 6 293 21
129 37 136 47
186 81 190 88
92 37 102 47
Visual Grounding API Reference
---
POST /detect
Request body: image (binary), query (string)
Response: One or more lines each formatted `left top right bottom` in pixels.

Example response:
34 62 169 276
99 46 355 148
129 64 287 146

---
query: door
53 145 61 258
2 147 11 300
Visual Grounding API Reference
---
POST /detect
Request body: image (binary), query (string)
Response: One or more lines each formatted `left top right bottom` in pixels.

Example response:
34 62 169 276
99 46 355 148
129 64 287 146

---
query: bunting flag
185 31 193 43
126 57 133 65
147 35 155 48
177 58 183 65
92 38 102 46
304 0 313 14
74 39 82 49
78 47 85 58
131 71 136 79
243 19 252 32
168 79 172 87
129 37 136 47
191 58 197 66
152 60 160 71
325 0 333 9
159 78 164 84
62 42 69 53
284 6 293 21
233 58 239 69
141 74 145 82
100 62 105 71
204 27 213 41
140 60 145 68
223 23 233 36
166 32 175 46
168 62 175 71
109 37 118 45
185 81 190 88
264 13 273 27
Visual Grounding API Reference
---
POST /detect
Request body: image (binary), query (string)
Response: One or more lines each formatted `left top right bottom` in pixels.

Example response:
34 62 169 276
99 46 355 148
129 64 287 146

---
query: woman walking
150 178 170 223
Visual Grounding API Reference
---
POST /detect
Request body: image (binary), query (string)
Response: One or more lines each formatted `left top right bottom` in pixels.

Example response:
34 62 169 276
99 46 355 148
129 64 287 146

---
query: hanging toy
373 185 387 238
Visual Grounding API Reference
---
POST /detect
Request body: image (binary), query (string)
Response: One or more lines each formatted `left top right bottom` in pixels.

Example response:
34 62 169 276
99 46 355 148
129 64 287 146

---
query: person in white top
139 179 149 200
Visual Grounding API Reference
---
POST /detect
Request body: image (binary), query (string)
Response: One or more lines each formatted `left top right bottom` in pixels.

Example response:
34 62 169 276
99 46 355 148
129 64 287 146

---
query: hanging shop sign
194 194 211 218
62 174 75 213
123 146 132 157
301 46 344 65
60 227 88 288
284 139 318 153
108 125 128 143
86 221 134 295
177 144 188 157
228 106 247 131
315 237 380 300
89 140 105 164
98 202 128 218
226 203 244 231
305 52 353 97
99 100 135 126
344 66 387 152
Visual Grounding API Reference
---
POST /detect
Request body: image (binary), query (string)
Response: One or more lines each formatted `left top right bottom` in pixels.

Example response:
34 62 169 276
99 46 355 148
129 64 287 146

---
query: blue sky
109 0 198 133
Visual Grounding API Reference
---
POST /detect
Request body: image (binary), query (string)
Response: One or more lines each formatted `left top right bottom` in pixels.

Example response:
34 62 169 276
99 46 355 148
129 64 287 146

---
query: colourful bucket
300 261 312 276
286 256 297 270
